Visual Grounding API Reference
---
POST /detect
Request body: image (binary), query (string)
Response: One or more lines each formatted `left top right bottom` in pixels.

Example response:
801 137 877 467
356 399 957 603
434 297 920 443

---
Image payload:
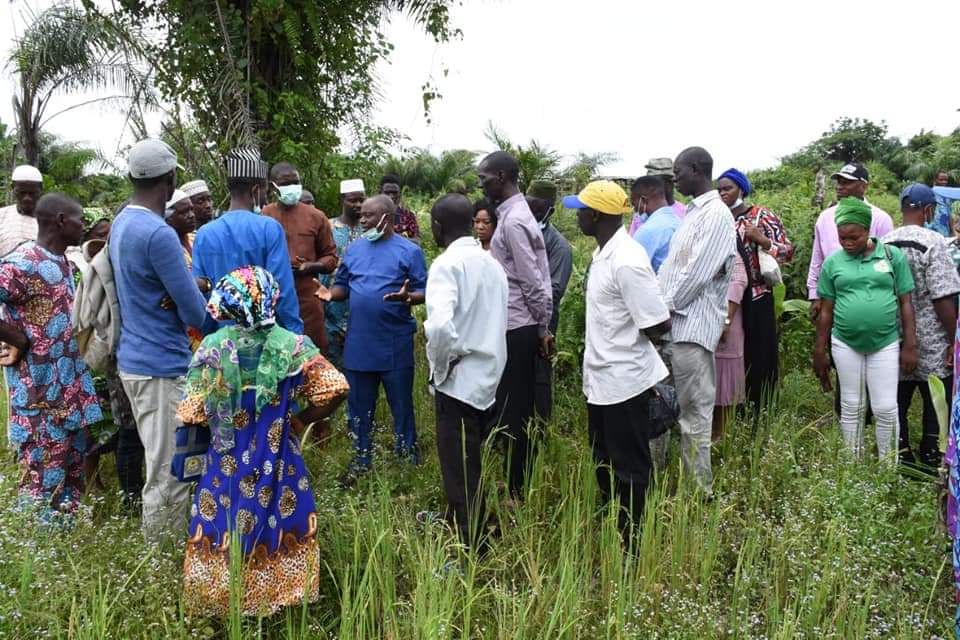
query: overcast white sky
3 0 960 175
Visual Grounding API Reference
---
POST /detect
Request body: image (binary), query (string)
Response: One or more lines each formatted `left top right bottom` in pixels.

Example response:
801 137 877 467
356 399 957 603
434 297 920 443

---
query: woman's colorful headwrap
207 266 280 329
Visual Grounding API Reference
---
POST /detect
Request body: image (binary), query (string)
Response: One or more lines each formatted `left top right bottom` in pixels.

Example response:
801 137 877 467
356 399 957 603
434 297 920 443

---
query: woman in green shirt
813 197 918 462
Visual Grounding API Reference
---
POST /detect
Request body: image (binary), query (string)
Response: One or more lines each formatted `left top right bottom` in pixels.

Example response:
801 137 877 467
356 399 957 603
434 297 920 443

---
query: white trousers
119 371 191 543
831 337 899 463
667 341 715 494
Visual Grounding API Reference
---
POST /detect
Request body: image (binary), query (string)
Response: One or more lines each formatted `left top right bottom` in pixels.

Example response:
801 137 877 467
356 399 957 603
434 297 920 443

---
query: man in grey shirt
478 151 553 497
526 180 572 421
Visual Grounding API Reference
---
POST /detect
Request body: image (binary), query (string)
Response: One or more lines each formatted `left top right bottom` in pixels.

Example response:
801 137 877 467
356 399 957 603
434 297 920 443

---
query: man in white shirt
562 181 671 541
424 193 508 549
658 147 736 497
0 165 42 257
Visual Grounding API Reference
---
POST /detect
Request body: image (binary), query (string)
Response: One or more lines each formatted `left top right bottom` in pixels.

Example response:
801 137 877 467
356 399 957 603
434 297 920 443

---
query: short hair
631 175 665 196
473 198 498 223
269 161 298 181
676 146 714 178
365 194 395 214
432 193 474 233
35 192 80 226
479 151 520 183
227 176 264 196
380 174 401 188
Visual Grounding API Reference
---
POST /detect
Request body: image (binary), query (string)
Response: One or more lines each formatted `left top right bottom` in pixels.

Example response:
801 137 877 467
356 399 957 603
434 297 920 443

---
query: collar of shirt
593 227 629 262
647 206 676 221
689 189 721 211
447 236 480 251
496 192 526 217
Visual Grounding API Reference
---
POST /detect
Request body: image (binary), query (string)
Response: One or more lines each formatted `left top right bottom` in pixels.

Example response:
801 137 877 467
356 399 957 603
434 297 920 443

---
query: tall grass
0 203 951 638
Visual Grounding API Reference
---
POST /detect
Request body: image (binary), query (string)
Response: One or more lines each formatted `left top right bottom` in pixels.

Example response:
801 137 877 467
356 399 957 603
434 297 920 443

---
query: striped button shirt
0 205 38 258
657 190 736 352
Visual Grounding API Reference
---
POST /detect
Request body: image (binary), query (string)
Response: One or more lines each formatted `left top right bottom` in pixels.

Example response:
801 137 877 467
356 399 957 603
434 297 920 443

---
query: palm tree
8 3 154 166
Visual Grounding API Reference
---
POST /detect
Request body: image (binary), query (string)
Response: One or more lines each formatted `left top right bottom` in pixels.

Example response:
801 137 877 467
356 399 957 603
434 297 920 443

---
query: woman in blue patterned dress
178 266 348 616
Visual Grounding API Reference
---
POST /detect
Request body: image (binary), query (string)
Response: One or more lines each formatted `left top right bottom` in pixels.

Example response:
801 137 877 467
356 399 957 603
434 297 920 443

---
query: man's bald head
35 193 84 247
674 146 715 197
431 193 474 248
359 194 396 237
478 150 521 204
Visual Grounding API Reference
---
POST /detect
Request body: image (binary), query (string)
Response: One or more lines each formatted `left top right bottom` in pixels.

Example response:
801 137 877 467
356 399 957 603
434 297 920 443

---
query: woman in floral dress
178 266 348 616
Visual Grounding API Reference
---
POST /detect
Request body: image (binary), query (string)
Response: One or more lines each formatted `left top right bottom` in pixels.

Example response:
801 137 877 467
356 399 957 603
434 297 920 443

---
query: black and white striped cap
225 147 268 181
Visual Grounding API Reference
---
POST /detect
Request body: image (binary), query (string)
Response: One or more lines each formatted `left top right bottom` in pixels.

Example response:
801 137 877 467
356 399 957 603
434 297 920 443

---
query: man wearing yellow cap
562 181 671 540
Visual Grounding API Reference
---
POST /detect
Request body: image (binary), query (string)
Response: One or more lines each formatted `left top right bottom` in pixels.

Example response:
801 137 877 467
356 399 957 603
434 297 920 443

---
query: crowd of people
3 137 960 618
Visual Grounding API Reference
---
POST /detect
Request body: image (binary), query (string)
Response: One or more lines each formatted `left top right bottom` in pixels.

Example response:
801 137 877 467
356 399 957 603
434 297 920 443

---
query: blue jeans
345 368 418 470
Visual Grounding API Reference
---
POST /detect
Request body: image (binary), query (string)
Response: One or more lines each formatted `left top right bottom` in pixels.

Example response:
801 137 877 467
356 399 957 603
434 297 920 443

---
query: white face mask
730 197 743 210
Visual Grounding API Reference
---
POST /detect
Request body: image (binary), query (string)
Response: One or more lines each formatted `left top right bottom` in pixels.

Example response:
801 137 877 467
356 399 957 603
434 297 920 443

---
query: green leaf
928 374 950 453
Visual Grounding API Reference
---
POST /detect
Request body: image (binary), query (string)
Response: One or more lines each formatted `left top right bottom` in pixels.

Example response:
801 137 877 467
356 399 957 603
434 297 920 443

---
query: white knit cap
164 189 190 219
181 179 209 198
339 179 365 194
11 165 42 183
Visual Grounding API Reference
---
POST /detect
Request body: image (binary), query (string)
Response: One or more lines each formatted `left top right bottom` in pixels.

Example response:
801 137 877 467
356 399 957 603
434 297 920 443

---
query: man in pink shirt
628 158 686 236
807 163 894 321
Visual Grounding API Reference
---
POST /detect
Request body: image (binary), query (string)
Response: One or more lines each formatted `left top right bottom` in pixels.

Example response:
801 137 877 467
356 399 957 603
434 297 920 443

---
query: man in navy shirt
317 195 427 482
110 138 209 542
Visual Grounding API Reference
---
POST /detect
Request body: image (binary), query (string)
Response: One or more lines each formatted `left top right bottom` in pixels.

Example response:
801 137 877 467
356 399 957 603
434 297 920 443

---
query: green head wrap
834 197 872 228
527 180 558 203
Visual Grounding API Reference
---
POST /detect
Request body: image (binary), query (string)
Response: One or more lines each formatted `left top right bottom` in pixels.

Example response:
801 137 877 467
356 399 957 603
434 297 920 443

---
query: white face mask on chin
730 197 743 210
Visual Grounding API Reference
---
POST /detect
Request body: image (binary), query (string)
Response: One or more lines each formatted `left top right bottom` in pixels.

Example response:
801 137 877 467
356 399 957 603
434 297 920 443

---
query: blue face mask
363 214 388 242
274 182 303 206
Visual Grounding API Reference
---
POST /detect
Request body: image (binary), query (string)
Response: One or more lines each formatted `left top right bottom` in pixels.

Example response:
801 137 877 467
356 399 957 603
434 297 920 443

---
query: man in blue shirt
110 138 209 542
317 195 428 482
192 147 302 336
631 175 680 273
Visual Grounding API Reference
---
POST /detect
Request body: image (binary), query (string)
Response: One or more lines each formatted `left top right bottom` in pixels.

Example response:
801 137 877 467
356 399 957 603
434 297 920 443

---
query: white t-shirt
583 227 670 406
0 204 38 257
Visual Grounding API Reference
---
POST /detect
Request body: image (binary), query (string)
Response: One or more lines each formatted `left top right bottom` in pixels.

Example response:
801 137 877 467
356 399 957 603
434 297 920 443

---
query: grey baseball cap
645 157 675 178
128 138 179 179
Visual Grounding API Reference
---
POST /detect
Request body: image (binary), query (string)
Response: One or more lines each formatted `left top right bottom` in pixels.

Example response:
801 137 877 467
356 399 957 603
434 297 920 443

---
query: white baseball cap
340 179 365 194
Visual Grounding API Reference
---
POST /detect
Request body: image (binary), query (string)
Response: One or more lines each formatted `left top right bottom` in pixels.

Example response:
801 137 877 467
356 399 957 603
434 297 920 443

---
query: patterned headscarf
208 266 280 329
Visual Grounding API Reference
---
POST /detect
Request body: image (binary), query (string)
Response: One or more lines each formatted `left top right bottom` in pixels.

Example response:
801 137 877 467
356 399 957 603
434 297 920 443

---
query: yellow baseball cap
561 180 632 215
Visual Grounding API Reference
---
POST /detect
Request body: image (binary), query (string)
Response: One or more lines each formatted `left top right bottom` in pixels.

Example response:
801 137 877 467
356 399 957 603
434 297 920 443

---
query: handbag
647 382 680 438
171 424 211 482
753 209 783 287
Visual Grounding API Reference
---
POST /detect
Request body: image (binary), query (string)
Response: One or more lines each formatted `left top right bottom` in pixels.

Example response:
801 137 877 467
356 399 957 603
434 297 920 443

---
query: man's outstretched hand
384 279 413 304
314 281 332 302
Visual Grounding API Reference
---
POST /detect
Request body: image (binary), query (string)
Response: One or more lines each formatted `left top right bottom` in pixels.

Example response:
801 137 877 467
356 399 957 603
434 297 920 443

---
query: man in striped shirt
658 147 736 497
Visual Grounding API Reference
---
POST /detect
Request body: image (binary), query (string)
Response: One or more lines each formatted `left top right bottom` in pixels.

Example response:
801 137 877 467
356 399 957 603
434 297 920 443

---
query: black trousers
743 292 779 412
587 392 654 540
435 391 489 548
494 325 540 496
898 376 952 462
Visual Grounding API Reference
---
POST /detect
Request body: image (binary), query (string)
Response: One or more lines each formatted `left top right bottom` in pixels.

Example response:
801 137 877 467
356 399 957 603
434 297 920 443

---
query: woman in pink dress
713 246 749 441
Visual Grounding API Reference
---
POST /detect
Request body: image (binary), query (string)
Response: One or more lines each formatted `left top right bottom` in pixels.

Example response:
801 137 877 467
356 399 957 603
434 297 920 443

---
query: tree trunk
813 166 826 210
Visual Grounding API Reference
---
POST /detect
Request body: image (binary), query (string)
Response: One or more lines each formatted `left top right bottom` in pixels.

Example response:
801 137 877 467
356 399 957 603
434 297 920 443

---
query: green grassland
0 186 952 639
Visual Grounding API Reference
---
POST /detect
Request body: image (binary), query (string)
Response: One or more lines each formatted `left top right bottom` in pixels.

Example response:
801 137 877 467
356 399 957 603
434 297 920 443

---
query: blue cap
900 183 936 208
